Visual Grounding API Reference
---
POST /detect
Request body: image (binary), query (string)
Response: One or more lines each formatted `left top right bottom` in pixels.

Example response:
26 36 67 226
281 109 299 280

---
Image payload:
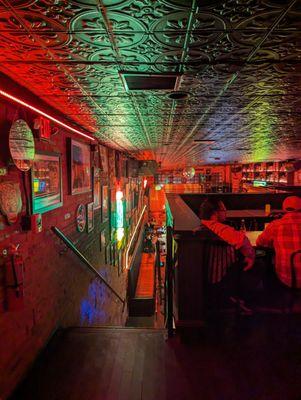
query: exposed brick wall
0 99 135 399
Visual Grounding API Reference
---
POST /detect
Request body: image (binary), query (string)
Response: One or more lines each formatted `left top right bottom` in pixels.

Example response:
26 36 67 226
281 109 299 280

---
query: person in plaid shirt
256 196 301 288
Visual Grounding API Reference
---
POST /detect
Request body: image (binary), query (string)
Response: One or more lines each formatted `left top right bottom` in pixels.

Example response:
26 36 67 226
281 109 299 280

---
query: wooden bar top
166 193 200 232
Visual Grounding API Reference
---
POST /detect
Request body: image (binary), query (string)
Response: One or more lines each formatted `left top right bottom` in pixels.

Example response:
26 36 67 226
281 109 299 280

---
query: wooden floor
10 318 301 400
135 253 155 298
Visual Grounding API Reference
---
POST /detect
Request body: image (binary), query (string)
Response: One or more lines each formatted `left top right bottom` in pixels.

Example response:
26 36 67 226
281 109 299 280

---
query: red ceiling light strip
0 88 95 142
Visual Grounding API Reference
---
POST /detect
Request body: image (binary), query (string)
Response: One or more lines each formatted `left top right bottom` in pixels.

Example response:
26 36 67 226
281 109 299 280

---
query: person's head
199 198 227 222
282 196 301 212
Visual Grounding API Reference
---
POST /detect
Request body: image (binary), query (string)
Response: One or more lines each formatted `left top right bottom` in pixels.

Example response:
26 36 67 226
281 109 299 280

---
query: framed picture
87 202 94 233
76 204 86 233
110 243 116 266
31 151 63 214
99 145 108 174
118 250 123 275
70 139 91 195
101 185 109 222
105 244 110 264
108 148 116 184
100 230 106 252
93 167 101 210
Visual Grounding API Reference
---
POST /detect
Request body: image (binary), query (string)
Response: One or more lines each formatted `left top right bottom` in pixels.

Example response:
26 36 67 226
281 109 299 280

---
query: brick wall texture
0 99 137 399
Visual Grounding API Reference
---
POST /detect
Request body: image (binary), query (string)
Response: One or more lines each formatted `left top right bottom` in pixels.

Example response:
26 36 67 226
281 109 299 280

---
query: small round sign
9 119 35 171
76 204 86 233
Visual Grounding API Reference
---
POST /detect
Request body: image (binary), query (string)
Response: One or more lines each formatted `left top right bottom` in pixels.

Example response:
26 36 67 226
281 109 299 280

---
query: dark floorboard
9 316 301 400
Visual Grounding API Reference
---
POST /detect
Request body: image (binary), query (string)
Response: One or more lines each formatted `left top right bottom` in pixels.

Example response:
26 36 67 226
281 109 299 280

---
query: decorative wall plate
0 181 22 224
76 204 86 233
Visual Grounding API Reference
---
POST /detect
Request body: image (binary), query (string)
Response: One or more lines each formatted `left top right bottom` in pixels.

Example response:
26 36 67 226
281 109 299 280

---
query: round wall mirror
9 119 35 171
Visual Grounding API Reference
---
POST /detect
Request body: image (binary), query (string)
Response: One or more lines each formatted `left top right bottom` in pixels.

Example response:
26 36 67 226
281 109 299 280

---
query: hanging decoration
182 167 195 179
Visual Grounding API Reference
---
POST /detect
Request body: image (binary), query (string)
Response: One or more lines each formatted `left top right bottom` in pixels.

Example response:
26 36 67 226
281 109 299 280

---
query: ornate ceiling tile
0 0 300 166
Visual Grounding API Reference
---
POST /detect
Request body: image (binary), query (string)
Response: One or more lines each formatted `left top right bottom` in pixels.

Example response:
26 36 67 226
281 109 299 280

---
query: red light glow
0 89 95 142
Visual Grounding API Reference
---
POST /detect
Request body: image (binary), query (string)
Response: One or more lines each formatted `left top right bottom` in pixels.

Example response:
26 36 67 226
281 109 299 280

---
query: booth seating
165 194 245 338
172 229 245 336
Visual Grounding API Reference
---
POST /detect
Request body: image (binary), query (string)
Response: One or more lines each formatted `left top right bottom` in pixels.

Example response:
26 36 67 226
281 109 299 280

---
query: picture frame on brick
31 151 63 214
86 202 94 233
69 138 91 195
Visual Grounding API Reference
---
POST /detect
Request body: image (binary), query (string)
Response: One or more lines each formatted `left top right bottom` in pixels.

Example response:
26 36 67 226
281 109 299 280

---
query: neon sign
116 190 124 241
0 89 95 141
253 180 267 187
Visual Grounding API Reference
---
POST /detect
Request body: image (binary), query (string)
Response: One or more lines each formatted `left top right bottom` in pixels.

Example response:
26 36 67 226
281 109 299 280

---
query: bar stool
288 249 301 313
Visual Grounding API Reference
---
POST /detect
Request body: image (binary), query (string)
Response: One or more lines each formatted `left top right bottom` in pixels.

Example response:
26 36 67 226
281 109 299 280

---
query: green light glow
248 98 279 161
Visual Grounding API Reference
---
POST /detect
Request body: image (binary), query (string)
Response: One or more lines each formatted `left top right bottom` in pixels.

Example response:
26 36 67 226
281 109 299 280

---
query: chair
288 249 301 313
203 239 249 319
253 249 301 316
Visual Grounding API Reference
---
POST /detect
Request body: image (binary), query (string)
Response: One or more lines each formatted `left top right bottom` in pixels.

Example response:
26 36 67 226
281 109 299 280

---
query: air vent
120 72 181 91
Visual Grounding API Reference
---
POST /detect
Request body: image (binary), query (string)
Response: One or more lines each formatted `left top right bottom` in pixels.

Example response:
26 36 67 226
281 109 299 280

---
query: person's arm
239 236 255 271
256 223 275 248
201 220 245 249
201 219 255 270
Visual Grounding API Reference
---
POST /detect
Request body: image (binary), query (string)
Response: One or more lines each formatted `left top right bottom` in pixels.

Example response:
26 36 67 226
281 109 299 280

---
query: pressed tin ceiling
0 0 301 168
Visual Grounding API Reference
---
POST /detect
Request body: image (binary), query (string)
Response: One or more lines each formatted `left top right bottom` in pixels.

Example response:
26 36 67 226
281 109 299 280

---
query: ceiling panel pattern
0 0 300 166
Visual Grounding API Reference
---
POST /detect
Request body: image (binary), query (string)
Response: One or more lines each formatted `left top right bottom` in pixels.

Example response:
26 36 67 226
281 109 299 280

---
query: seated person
144 234 155 253
198 198 255 275
256 195 301 288
197 198 255 312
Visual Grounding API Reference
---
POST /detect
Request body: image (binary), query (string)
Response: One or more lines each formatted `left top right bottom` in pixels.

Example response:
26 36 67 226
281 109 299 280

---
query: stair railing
165 225 174 338
51 226 125 305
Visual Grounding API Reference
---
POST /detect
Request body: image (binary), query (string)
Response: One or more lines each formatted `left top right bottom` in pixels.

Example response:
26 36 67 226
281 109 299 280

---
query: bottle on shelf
240 219 247 232
265 203 271 215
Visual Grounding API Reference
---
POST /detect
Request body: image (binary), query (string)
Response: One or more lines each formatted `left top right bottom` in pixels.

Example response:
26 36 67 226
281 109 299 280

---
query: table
245 231 263 246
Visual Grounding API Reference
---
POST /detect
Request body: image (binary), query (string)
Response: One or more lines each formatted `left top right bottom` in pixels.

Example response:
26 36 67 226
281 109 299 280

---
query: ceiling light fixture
167 91 190 100
0 88 95 141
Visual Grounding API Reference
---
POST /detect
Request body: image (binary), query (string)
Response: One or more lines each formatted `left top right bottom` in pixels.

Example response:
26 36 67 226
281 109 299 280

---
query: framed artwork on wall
76 204 86 233
87 202 94 233
69 139 91 195
108 148 116 185
101 185 109 222
105 244 110 264
100 230 106 252
110 242 116 266
118 250 123 276
99 145 108 174
93 167 101 210
31 151 63 214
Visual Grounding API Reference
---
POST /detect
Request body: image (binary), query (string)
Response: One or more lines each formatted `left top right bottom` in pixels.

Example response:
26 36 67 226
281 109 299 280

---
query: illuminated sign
116 190 124 241
253 180 267 187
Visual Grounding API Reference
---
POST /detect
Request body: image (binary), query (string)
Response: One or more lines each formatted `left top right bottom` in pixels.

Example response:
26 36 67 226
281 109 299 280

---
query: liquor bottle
240 219 246 232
